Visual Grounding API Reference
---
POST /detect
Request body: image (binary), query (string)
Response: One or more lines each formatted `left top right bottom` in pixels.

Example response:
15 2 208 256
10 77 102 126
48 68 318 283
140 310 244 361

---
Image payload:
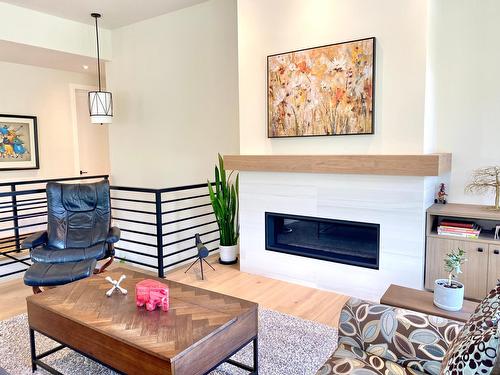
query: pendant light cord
94 15 102 92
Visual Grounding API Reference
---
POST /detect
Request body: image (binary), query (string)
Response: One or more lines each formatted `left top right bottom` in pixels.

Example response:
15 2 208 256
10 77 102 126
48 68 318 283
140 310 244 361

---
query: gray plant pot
433 279 464 311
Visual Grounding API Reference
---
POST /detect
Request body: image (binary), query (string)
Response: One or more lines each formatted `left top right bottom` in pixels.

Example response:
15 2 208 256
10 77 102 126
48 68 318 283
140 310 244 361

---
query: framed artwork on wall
267 37 375 138
0 114 39 171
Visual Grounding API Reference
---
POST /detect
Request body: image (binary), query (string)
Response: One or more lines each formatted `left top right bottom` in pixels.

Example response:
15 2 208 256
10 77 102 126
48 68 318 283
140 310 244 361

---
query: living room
0 0 499 374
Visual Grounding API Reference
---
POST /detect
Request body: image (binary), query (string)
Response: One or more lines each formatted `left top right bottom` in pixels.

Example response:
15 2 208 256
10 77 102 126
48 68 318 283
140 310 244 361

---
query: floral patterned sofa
317 286 500 375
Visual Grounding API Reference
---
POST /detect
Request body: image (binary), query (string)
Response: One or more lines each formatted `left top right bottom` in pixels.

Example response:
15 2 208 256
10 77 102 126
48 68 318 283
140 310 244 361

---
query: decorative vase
219 244 238 264
433 279 464 311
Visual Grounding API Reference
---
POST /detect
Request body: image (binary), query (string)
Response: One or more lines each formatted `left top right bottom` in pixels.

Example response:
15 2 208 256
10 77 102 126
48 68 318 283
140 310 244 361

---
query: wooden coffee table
26 267 258 375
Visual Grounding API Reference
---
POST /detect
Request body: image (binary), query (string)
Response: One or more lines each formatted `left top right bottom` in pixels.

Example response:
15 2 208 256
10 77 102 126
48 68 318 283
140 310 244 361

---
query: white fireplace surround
239 171 441 301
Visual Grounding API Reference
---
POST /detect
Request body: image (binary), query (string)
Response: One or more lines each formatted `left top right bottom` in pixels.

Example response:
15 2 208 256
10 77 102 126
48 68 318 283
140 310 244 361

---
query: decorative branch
465 166 500 210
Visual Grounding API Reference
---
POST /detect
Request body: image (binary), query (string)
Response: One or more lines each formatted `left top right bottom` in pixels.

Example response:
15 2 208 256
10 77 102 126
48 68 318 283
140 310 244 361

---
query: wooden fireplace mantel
223 153 451 176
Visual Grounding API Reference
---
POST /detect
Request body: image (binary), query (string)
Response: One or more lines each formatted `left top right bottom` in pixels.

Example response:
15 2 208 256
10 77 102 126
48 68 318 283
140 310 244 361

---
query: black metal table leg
220 335 258 374
29 327 37 372
253 336 259 374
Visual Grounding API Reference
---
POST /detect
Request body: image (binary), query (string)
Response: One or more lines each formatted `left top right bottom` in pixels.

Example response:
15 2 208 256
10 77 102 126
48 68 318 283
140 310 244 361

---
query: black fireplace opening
265 212 380 269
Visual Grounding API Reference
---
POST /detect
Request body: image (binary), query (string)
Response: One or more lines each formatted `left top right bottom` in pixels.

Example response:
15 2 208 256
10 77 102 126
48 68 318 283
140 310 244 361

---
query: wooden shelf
224 153 451 176
428 203 500 221
428 232 499 246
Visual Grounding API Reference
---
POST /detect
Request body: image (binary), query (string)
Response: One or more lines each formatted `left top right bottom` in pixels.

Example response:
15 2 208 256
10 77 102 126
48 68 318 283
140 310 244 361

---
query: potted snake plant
433 248 467 311
208 154 239 264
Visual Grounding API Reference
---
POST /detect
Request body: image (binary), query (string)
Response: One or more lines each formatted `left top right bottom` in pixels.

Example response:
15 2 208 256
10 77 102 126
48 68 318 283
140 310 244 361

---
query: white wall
428 0 500 205
0 2 111 60
0 61 95 181
237 0 428 155
107 0 239 188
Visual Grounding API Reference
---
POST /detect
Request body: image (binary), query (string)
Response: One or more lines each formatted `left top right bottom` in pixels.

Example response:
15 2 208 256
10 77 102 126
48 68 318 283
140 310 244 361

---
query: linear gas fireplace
265 212 380 269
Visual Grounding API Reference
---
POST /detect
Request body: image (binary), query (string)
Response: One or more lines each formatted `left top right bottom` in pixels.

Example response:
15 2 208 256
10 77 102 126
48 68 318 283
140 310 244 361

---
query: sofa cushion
30 242 107 263
441 324 499 375
464 284 500 335
316 343 427 375
338 298 461 374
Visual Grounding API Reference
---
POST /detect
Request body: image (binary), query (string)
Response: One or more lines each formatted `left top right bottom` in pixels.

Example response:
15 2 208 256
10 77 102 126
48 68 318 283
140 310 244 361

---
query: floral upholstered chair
317 288 500 375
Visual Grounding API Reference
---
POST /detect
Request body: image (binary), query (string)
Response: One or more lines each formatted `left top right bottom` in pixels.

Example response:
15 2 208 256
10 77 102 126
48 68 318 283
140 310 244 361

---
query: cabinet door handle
478 247 484 252
494 249 500 255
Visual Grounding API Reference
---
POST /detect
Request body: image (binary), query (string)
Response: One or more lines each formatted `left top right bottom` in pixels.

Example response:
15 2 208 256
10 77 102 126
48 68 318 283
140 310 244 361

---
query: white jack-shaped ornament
105 275 128 297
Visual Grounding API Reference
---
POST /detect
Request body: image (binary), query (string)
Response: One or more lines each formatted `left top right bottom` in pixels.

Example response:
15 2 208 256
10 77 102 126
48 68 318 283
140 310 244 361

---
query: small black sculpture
184 233 215 280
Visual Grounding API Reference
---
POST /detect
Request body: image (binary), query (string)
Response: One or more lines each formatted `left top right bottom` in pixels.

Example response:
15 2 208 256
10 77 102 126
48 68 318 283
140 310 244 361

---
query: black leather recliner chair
22 179 120 293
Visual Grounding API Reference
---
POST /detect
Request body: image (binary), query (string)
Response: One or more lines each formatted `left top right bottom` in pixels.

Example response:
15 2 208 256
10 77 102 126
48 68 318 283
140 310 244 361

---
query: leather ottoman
24 259 97 287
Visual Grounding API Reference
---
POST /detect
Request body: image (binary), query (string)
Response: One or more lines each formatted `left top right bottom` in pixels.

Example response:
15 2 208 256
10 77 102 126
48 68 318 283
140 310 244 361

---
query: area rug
0 308 337 375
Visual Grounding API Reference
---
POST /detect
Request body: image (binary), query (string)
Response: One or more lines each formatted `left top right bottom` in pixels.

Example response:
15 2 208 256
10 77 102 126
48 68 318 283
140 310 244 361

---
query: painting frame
0 114 39 171
267 37 376 139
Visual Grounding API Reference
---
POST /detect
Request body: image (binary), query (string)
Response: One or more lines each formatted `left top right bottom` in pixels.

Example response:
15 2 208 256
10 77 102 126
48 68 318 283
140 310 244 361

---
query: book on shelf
439 220 476 229
437 220 481 239
437 228 480 239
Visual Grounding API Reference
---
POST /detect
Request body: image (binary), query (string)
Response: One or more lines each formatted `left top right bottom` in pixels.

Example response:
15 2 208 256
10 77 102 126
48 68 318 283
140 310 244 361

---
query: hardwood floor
0 256 349 327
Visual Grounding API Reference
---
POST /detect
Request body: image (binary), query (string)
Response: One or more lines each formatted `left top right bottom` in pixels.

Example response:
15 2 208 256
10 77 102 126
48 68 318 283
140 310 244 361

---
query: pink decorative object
135 279 170 312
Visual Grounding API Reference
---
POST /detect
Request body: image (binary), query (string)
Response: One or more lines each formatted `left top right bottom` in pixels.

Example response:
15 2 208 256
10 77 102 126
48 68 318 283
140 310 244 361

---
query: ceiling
1 0 209 29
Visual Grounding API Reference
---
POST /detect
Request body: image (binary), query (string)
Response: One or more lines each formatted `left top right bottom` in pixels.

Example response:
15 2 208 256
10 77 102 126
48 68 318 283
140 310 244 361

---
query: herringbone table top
27 267 258 362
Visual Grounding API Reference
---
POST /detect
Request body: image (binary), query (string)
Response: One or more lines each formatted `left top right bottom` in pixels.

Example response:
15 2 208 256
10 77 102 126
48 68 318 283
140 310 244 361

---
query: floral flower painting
267 37 375 138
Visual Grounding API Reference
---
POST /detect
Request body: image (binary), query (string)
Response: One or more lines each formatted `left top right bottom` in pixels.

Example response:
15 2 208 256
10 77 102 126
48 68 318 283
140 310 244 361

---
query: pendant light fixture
88 13 113 124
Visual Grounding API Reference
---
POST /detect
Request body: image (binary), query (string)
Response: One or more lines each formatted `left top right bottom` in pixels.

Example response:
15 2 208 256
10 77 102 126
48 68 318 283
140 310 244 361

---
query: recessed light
82 65 89 70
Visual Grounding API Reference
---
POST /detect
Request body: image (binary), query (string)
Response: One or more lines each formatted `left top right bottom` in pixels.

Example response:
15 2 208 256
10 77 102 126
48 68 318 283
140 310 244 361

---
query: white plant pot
433 279 465 311
219 244 238 263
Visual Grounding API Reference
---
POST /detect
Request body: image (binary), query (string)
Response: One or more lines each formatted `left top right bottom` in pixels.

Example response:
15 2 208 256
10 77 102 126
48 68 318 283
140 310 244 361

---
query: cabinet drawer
425 237 489 300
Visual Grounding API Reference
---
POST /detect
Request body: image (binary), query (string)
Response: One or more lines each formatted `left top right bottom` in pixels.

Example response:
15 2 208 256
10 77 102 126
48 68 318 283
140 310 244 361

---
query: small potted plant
433 248 467 311
207 154 239 264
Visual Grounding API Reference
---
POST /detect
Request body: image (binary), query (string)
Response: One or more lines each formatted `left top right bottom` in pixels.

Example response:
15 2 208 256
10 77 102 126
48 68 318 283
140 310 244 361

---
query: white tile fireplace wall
239 171 440 301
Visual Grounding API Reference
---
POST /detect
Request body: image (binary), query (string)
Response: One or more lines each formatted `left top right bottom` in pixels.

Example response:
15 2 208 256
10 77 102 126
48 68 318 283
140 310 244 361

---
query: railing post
11 184 21 252
155 191 165 278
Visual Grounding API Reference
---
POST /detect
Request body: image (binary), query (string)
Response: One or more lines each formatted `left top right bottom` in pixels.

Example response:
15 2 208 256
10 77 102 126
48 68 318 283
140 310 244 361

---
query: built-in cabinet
425 203 500 301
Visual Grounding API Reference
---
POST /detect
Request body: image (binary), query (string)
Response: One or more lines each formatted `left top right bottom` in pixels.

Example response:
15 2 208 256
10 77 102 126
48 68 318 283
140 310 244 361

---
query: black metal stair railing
0 175 219 279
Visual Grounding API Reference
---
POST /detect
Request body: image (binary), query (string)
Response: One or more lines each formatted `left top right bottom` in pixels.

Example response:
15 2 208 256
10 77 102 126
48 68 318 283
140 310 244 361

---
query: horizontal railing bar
114 247 158 259
0 174 108 188
161 193 209 204
119 238 157 248
164 237 219 258
111 217 156 226
163 220 217 237
162 203 212 215
0 222 47 233
0 247 29 255
0 189 45 198
13 197 46 204
0 211 46 223
0 243 16 250
112 207 156 215
158 181 215 194
0 204 47 214
110 197 155 204
0 200 47 209
110 185 159 194
163 229 219 247
0 256 31 267
163 211 214 225
164 247 219 268
114 256 156 269
0 235 28 245
118 228 157 237
0 268 28 278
